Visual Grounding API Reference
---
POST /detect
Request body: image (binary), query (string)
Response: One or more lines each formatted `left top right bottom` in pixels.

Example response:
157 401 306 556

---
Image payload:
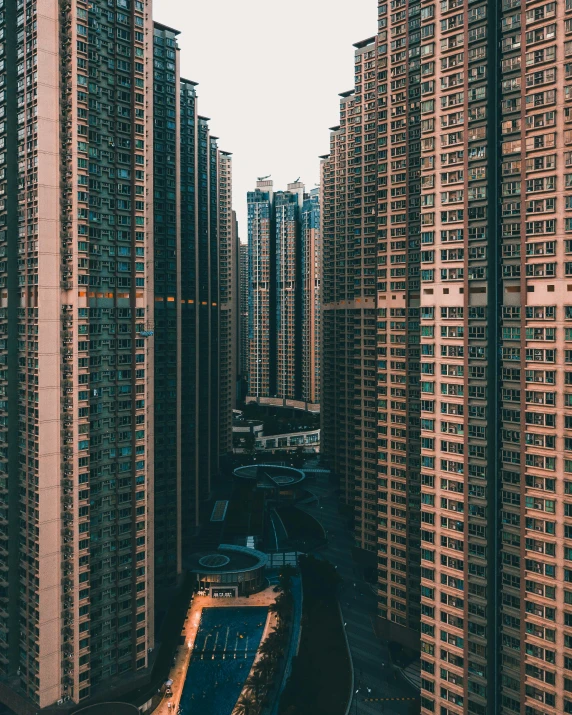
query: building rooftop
153 21 181 36
353 36 376 48
210 500 229 523
189 544 268 574
233 464 306 488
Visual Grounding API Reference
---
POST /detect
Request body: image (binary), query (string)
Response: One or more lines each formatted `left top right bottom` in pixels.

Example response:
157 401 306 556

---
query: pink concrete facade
0 0 155 709
323 0 572 712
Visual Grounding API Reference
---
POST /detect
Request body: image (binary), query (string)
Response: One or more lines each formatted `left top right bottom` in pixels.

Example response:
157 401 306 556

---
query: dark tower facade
153 22 181 591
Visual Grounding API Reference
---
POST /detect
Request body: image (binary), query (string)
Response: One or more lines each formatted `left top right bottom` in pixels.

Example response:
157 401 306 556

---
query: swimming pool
179 606 268 715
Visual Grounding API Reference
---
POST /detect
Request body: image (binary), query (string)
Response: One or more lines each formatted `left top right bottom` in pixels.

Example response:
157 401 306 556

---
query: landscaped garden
278 555 351 715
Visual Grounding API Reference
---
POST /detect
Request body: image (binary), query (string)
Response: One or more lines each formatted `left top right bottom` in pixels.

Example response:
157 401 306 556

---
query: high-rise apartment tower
231 210 240 408
218 151 235 458
248 180 275 402
0 6 233 712
0 0 154 708
322 32 421 633
301 188 322 405
239 242 249 395
247 180 321 411
324 0 572 712
152 22 181 593
152 21 234 605
178 95 233 552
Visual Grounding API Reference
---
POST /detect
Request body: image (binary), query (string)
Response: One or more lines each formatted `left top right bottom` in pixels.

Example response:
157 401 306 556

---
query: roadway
299 468 418 715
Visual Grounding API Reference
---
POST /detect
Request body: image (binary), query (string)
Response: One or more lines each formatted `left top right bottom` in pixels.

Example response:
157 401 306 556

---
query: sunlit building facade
324 0 572 712
218 151 235 458
0 5 233 711
0 0 155 708
322 26 422 633
418 0 572 712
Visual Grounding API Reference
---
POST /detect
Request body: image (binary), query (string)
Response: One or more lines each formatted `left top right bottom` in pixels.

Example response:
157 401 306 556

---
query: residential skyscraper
417 1 496 711
218 151 235 458
153 22 181 592
301 188 322 405
0 5 233 711
275 183 304 401
239 242 249 395
232 210 240 408
179 92 233 552
323 39 417 579
247 180 275 401
247 180 321 412
152 22 234 606
0 0 154 708
324 0 572 713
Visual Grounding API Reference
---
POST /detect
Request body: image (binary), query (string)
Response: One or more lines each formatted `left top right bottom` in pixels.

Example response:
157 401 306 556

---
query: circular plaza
233 464 305 500
188 544 268 597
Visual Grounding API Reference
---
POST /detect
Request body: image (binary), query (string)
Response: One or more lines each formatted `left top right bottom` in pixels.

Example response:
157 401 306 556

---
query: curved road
298 470 418 715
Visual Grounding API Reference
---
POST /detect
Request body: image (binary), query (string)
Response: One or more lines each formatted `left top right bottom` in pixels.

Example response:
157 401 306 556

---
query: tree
246 669 267 704
254 656 276 686
292 446 305 468
234 692 258 715
269 626 288 656
259 635 282 663
278 565 296 593
243 433 256 456
270 592 293 626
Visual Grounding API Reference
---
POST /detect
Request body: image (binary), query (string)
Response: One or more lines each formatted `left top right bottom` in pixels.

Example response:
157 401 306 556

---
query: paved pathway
299 472 418 715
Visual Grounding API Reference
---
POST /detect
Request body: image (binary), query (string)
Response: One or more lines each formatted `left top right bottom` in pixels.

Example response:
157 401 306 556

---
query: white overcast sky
155 0 377 240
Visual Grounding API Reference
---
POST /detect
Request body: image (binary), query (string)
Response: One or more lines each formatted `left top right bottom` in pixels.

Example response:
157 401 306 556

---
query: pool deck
154 587 279 715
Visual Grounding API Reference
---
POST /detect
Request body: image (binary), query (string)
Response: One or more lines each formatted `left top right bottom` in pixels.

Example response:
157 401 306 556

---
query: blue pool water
179 606 268 715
